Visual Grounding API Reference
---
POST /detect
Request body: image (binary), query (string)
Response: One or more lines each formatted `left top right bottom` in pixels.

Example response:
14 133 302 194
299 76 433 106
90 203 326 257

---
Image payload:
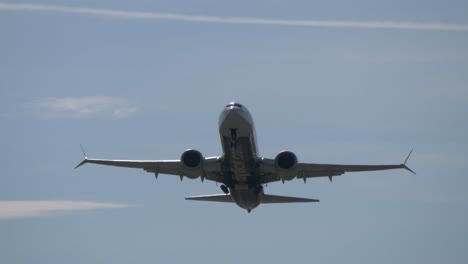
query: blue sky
1 0 468 263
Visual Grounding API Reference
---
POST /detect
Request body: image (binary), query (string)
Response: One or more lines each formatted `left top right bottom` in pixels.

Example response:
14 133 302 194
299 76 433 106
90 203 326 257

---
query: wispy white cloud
1 2 468 31
0 200 132 219
34 96 140 119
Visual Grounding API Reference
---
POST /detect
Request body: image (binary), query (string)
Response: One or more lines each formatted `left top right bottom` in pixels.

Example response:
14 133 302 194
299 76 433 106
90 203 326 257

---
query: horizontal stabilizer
185 194 233 203
185 194 319 204
262 194 319 203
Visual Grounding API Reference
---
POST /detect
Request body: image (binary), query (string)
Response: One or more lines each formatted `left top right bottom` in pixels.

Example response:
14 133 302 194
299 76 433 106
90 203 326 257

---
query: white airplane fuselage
218 103 264 211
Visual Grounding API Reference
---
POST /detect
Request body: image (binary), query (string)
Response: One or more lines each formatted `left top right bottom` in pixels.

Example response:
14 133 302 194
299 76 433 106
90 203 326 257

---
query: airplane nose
225 102 244 109
219 102 253 129
223 109 243 123
220 107 252 127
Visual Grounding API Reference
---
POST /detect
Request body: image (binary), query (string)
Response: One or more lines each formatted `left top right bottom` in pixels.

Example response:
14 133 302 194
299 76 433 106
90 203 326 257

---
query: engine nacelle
274 150 298 181
180 149 204 179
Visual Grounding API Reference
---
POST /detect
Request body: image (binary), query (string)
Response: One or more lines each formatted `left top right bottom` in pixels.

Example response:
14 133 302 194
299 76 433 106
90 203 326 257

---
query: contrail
0 200 132 219
1 2 468 31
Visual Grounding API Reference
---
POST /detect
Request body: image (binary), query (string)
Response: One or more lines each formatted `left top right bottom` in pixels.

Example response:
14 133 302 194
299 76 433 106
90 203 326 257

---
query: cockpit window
226 102 243 108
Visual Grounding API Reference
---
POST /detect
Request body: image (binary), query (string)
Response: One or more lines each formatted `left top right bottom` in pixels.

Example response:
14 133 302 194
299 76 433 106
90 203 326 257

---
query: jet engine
274 150 298 181
180 149 204 179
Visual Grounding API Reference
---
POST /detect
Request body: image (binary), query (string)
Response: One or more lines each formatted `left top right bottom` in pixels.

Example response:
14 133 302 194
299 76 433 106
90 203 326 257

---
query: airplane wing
260 150 415 184
297 162 415 180
75 157 223 182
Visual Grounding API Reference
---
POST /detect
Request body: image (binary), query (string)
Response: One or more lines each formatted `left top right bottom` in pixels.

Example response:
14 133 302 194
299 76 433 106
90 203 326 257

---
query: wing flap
262 194 319 203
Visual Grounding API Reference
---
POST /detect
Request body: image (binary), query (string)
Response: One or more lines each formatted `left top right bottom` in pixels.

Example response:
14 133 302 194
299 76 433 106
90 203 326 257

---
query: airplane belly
219 105 258 185
222 136 255 183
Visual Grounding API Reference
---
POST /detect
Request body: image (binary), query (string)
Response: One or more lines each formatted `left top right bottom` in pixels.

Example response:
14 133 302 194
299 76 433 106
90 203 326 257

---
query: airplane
75 102 415 213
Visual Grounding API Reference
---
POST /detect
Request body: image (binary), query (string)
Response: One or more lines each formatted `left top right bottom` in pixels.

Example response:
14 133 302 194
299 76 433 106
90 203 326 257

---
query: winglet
402 149 416 174
75 158 88 169
403 164 416 175
404 148 413 164
79 144 87 158
75 144 88 169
